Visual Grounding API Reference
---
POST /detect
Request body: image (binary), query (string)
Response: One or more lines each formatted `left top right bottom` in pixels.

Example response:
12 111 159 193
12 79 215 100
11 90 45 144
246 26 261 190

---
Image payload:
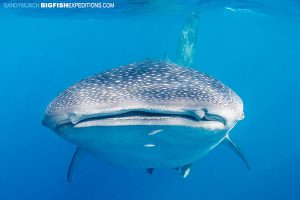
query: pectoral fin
67 146 87 183
223 135 250 171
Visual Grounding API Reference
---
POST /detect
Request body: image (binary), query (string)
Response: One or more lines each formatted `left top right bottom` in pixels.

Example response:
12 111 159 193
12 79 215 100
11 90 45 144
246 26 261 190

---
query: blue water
1 1 300 200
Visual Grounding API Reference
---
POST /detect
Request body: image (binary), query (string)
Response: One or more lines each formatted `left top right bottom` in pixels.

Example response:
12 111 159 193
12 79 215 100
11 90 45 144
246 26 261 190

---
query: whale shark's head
42 61 244 134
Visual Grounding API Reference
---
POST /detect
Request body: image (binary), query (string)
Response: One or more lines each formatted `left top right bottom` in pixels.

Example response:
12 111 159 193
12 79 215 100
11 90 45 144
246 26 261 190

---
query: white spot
148 129 163 135
224 7 236 12
183 167 191 178
144 144 155 148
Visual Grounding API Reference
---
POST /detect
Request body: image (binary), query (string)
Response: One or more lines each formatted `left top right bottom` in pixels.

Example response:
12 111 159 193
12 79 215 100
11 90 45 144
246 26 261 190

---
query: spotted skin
46 60 242 118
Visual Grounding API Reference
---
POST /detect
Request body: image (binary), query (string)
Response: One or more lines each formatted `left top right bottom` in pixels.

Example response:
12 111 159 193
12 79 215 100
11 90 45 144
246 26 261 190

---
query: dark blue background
0 2 299 200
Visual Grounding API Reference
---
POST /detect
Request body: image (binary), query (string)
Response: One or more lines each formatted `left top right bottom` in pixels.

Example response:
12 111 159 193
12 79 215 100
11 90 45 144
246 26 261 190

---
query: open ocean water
0 0 300 200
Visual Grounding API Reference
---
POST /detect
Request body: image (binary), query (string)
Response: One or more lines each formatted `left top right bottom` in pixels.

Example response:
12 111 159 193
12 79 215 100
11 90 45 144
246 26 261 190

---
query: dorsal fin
223 135 251 171
176 11 200 67
67 146 87 183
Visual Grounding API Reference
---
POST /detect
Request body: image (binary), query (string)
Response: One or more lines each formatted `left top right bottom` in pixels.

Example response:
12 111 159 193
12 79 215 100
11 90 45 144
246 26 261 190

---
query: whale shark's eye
240 113 245 120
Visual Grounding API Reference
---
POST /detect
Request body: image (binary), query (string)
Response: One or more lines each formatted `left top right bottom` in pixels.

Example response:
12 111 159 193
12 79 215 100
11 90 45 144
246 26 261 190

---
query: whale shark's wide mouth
55 110 227 130
79 110 201 123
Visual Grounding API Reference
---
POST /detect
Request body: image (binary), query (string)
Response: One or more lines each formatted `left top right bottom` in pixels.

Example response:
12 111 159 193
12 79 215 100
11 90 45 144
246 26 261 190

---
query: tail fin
176 11 200 67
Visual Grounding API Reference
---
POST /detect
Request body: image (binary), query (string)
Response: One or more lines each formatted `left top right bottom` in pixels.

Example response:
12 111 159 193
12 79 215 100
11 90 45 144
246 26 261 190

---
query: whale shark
42 14 249 182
